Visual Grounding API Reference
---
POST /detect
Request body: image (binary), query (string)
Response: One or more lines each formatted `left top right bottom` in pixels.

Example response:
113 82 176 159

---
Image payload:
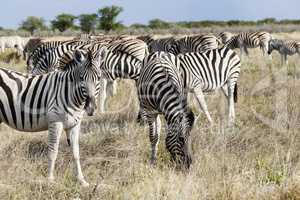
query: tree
19 16 46 35
78 14 98 33
51 13 77 32
98 5 123 31
148 19 170 29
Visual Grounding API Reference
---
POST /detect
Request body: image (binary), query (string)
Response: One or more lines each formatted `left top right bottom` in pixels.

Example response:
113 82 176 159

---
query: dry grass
1 33 300 199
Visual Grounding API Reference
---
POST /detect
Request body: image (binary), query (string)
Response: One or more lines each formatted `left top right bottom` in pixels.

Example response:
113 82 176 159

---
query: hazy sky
1 0 300 28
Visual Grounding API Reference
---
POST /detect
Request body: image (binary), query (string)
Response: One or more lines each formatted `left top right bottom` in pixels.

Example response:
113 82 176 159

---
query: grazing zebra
137 51 195 168
225 32 260 57
178 46 241 125
0 49 105 186
172 34 220 55
218 32 234 44
268 39 300 65
256 31 273 56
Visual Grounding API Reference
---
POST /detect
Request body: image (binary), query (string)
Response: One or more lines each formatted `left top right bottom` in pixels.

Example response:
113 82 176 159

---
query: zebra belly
1 114 49 132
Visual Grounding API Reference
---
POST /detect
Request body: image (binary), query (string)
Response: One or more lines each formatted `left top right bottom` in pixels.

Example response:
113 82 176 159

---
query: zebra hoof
79 179 90 187
47 176 55 184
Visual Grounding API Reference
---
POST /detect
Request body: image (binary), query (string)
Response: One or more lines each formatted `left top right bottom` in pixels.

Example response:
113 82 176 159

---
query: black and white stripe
172 34 220 54
0 49 104 186
178 46 241 125
218 32 234 44
225 32 272 56
147 36 176 53
268 39 300 65
29 42 92 75
137 51 195 169
27 39 92 72
95 38 148 112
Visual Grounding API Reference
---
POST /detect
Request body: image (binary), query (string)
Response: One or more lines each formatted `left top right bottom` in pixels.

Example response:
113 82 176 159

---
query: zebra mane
159 53 184 95
59 50 93 71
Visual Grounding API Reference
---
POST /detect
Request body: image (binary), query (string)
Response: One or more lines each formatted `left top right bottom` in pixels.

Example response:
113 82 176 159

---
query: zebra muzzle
84 96 97 116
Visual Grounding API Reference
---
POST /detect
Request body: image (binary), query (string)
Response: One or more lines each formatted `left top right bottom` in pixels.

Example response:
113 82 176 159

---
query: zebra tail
67 139 71 146
234 84 238 103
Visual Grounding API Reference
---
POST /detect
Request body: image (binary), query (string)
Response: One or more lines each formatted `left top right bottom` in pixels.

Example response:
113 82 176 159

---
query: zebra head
268 39 282 55
73 48 107 116
166 108 195 170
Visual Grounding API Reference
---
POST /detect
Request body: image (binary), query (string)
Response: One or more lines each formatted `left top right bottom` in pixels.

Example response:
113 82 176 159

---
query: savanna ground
1 33 300 200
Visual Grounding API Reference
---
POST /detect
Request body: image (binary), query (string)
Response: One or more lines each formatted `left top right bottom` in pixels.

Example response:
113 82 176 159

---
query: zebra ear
74 50 87 63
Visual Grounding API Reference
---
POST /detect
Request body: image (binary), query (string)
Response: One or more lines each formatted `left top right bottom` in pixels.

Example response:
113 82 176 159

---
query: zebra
172 34 220 55
97 46 146 112
218 32 234 44
137 51 195 168
256 31 273 56
178 46 241 125
224 32 260 57
268 39 300 65
90 38 148 112
225 32 273 57
0 49 105 186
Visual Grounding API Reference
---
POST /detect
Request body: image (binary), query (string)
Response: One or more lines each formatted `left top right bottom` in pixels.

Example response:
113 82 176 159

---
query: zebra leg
244 46 249 56
68 123 89 187
193 87 213 125
98 78 108 113
47 122 63 183
147 114 161 165
284 54 288 65
227 81 235 126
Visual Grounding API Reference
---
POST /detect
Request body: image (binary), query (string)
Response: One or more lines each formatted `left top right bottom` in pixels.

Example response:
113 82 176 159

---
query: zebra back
174 34 220 54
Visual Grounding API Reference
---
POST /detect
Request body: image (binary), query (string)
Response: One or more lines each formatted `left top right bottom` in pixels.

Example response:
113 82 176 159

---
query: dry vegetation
1 33 300 199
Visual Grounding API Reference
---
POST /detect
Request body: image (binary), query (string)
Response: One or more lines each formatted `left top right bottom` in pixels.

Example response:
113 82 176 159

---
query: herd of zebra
0 31 298 186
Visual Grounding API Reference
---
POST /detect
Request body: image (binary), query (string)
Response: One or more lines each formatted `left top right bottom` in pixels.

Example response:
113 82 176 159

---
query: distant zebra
218 32 234 44
172 34 220 54
225 32 260 57
225 32 272 56
73 33 92 41
256 31 273 56
137 51 195 168
178 46 241 125
268 39 300 65
0 49 105 186
0 36 29 54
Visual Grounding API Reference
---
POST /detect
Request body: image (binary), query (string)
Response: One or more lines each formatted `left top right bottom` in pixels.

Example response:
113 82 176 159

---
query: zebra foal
268 39 300 65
